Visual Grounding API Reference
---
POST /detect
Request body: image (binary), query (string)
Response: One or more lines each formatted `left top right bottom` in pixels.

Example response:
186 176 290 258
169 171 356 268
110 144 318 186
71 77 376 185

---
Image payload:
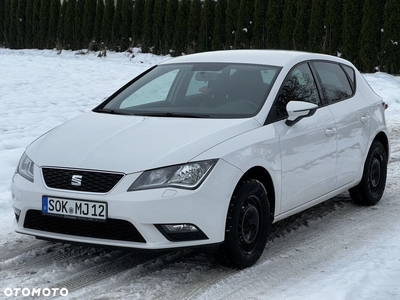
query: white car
11 50 389 268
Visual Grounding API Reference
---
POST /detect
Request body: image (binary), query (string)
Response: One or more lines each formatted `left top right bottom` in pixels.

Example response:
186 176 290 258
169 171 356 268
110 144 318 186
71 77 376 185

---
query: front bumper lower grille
42 168 124 193
24 210 146 243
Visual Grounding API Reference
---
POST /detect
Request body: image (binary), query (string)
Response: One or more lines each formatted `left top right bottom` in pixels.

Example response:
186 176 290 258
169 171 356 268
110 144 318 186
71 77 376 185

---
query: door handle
324 128 337 136
360 115 370 123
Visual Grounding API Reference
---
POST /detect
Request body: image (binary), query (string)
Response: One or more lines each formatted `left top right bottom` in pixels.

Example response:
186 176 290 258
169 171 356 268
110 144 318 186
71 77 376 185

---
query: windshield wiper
133 112 210 118
94 108 131 115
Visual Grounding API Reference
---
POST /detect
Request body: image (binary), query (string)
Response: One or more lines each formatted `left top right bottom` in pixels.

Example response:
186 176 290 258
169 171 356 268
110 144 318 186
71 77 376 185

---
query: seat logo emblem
71 175 83 186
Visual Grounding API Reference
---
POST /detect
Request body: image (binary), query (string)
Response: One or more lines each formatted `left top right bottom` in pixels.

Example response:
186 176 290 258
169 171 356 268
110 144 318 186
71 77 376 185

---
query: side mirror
285 101 318 126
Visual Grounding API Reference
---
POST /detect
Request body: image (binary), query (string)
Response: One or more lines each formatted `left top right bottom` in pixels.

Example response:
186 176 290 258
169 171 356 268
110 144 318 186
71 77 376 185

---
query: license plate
42 196 107 221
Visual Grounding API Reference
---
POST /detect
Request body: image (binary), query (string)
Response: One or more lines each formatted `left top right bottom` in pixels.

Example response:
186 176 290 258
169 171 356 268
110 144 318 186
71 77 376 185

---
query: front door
271 63 337 213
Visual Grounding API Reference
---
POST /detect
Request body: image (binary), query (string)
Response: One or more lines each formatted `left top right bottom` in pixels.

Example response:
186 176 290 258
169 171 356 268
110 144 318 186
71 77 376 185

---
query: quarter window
313 62 353 103
275 63 320 118
341 64 356 90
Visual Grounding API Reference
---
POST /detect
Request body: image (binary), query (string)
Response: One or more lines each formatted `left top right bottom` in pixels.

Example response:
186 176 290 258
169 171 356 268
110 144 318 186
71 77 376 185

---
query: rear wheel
349 140 387 206
214 179 270 268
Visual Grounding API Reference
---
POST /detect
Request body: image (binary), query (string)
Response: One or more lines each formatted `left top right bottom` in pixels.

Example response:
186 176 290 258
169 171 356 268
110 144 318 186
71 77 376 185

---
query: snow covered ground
0 49 400 299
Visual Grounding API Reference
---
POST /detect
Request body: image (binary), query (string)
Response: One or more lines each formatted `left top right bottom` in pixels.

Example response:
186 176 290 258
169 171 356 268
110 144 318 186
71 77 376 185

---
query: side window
275 63 320 118
313 62 353 104
341 64 356 91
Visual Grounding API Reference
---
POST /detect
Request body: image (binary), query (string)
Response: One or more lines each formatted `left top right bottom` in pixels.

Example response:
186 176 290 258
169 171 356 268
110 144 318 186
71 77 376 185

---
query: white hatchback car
12 50 389 268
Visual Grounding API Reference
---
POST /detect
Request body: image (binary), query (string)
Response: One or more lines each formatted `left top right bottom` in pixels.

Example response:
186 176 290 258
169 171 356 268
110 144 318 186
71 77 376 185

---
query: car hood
27 112 259 173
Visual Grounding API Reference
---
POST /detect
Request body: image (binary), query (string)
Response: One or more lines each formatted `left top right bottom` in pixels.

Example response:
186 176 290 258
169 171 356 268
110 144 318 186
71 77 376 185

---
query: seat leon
11 50 389 268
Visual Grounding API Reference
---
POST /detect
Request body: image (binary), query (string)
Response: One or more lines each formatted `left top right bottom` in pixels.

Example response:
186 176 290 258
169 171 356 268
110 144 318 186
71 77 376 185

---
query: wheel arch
373 131 389 159
236 166 276 223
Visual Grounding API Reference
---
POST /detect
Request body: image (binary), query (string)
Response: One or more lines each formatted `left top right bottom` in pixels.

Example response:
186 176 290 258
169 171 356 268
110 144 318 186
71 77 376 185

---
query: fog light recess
156 224 208 242
13 206 21 223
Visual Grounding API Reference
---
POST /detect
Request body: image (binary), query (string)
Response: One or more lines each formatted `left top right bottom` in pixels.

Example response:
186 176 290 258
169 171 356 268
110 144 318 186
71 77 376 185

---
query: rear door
312 61 371 188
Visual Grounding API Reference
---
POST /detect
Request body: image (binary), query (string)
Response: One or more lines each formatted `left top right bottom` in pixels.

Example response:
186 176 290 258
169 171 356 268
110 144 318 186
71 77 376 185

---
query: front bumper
11 160 241 249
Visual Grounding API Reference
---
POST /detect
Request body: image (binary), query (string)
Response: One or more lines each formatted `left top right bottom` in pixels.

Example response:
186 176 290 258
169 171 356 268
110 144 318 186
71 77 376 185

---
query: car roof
160 50 352 68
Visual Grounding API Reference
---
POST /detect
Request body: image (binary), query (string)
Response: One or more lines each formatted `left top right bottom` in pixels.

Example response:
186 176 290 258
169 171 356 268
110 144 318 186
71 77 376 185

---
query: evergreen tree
164 0 178 54
120 0 133 50
93 0 104 43
153 0 166 54
63 0 75 49
24 0 33 47
83 0 97 46
359 0 385 72
186 0 201 53
342 0 364 67
0 0 7 46
293 0 311 51
102 0 115 49
199 0 215 52
38 0 51 48
280 0 297 50
142 0 155 52
0 0 5 45
236 0 255 49
0 0 11 47
266 0 284 49
113 0 123 50
251 0 267 49
74 0 85 49
3 0 11 47
212 0 227 50
57 0 67 47
225 0 240 49
47 0 60 48
31 0 41 48
131 0 145 47
8 0 18 48
172 0 189 55
16 0 27 48
381 0 400 73
308 0 326 53
324 0 343 55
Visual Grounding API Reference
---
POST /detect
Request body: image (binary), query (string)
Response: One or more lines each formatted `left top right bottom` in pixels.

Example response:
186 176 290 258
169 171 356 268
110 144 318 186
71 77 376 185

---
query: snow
1 49 400 299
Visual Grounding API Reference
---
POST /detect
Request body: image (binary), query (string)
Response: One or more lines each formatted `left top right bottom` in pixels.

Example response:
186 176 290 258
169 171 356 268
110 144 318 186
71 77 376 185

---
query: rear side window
313 62 353 104
341 64 356 90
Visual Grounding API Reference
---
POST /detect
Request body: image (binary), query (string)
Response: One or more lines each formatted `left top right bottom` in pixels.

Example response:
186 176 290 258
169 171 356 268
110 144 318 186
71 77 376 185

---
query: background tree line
0 0 399 73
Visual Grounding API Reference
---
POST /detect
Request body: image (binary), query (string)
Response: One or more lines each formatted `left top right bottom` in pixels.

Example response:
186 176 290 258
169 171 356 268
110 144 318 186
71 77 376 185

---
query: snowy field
1 49 400 299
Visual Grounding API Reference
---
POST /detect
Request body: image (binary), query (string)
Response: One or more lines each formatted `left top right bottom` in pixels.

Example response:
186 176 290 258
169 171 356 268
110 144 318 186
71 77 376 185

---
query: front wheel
214 179 270 269
349 140 388 206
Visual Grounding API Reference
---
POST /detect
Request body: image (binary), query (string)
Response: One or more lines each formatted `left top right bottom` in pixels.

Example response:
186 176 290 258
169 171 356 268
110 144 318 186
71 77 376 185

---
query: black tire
349 140 387 206
214 179 270 269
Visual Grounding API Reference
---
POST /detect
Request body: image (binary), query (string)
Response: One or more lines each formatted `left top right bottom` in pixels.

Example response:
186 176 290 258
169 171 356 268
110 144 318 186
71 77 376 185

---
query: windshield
96 63 280 118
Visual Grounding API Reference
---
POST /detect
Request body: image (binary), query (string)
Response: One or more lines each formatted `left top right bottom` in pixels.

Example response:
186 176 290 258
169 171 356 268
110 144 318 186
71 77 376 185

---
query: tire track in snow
47 251 166 298
0 244 105 272
0 238 48 263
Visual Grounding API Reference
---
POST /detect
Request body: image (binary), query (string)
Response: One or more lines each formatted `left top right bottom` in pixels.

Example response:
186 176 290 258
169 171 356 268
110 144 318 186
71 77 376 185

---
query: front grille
24 210 146 243
42 168 124 193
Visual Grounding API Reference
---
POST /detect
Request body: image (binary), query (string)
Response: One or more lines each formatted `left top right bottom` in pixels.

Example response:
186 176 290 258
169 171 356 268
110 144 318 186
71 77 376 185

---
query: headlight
128 160 217 191
16 153 35 182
